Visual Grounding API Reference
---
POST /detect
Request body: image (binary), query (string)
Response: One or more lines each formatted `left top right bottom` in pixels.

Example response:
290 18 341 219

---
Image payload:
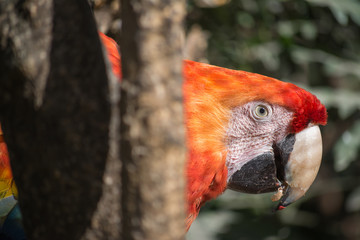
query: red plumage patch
99 32 122 81
0 126 12 181
287 88 327 132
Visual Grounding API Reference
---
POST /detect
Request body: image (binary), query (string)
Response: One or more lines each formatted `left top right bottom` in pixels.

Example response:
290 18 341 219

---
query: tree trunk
0 0 185 239
120 0 186 240
0 1 119 239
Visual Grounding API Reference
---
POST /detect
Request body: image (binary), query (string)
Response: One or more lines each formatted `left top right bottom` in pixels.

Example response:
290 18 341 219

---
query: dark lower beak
227 152 279 194
227 126 323 209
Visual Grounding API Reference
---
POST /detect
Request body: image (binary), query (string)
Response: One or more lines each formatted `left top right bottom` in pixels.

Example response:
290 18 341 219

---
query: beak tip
277 205 286 211
273 202 287 212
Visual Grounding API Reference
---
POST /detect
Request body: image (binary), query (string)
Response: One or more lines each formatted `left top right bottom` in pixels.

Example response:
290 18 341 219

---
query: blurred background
94 0 360 239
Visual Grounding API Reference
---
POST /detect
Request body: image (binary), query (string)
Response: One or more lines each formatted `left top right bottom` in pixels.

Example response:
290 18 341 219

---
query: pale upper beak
276 125 323 209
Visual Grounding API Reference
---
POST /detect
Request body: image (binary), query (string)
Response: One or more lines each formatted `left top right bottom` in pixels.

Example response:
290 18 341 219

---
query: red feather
99 32 122 80
0 126 11 181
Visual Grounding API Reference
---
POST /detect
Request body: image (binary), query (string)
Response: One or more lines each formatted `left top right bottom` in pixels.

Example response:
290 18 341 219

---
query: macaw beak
227 125 323 209
275 125 323 209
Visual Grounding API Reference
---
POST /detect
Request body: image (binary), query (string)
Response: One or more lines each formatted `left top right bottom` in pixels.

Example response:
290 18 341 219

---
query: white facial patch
225 101 293 181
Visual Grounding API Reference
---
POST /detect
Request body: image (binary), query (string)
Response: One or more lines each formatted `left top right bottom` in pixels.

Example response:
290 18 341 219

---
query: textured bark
120 0 186 240
0 1 120 239
81 53 122 240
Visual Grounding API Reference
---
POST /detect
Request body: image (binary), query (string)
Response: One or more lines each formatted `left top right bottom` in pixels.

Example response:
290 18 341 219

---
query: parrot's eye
255 106 268 117
252 104 272 120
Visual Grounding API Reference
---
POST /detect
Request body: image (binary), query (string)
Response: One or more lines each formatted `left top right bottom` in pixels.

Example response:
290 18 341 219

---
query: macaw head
183 60 327 228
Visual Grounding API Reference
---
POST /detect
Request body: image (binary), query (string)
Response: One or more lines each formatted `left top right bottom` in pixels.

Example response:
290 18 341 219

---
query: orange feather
99 32 122 80
0 126 11 181
0 125 17 200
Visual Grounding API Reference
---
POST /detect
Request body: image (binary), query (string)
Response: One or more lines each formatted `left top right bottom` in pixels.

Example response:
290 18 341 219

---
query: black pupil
259 107 266 114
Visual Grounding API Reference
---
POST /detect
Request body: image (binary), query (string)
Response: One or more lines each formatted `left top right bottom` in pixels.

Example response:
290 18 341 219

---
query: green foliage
187 0 360 239
334 121 360 172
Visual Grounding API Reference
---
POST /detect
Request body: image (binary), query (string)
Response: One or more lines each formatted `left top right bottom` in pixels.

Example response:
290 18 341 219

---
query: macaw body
0 126 18 216
0 126 23 240
0 32 327 236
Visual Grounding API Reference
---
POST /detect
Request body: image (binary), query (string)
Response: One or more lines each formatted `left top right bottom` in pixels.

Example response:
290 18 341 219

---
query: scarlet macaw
0 32 327 236
100 32 327 228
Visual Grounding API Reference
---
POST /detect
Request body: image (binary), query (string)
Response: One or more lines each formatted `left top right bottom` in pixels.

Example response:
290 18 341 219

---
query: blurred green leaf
187 210 236 240
300 22 317 40
306 0 360 25
249 41 281 71
346 187 360 212
308 87 360 118
334 120 360 172
291 46 360 81
277 21 295 37
236 12 255 28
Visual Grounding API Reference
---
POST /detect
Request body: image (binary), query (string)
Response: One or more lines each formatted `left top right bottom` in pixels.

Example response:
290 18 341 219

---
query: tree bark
0 1 119 239
120 0 186 240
